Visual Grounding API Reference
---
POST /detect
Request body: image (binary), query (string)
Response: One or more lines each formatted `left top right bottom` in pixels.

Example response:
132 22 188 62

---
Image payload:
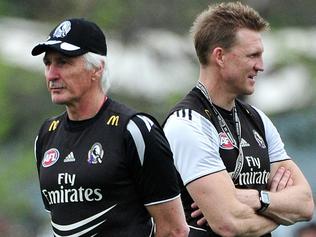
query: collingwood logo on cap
53 21 71 38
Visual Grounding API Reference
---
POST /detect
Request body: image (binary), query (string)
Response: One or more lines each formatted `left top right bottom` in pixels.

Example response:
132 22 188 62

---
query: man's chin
51 97 67 105
245 91 254 96
244 87 255 95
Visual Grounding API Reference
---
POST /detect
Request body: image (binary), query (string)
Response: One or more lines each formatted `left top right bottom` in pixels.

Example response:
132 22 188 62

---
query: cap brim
31 40 88 56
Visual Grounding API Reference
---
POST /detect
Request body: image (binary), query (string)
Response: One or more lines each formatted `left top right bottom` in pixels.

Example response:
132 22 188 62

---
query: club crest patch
219 132 234 150
253 130 266 148
53 20 71 38
42 148 60 168
87 143 104 164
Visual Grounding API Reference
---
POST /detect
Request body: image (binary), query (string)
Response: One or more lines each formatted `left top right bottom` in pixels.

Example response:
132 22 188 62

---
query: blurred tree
0 1 316 236
0 62 62 145
0 0 315 41
0 62 62 236
0 62 12 142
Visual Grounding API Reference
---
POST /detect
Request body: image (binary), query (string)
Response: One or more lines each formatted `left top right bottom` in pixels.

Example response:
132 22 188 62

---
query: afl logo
219 132 234 150
42 148 60 168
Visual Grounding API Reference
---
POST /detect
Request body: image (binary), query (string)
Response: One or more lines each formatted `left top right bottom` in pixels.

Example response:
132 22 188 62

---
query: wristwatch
257 190 270 213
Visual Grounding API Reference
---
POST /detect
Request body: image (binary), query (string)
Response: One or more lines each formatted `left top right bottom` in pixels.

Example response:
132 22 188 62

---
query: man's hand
269 166 293 192
191 202 208 226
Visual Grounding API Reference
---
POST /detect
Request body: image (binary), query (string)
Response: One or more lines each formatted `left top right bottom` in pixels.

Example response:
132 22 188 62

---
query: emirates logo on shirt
42 148 60 167
219 132 234 150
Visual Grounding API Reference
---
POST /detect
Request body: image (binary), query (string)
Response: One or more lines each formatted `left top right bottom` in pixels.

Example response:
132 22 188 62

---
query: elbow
292 194 315 222
157 224 189 237
303 198 315 221
171 224 190 237
301 192 315 221
213 227 238 237
210 218 240 237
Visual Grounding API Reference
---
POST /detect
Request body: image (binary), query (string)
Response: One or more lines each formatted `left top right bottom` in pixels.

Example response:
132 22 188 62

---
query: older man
32 18 188 237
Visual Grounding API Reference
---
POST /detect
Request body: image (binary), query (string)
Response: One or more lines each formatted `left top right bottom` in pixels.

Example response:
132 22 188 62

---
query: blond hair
191 1 269 65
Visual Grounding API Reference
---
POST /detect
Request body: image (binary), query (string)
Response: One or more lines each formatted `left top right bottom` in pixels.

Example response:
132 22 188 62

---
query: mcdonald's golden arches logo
48 120 60 131
106 115 119 126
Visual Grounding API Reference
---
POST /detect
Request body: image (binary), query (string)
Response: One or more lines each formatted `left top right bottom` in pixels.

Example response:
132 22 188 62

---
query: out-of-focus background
0 0 315 236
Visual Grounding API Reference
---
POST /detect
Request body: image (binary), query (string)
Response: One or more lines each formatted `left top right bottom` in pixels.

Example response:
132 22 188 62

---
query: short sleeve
125 114 180 206
164 109 226 186
34 133 51 212
253 107 290 163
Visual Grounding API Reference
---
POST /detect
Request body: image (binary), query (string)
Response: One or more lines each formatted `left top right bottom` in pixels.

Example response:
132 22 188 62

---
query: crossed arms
164 108 314 236
189 160 314 236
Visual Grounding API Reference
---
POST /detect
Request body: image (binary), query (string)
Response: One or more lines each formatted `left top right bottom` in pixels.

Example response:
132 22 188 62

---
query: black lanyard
196 81 244 181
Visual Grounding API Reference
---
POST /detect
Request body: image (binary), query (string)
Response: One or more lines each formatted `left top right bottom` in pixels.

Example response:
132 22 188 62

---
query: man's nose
45 64 59 81
255 57 264 72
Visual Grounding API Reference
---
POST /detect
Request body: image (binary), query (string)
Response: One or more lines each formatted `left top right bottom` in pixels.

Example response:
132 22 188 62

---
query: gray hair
83 52 110 93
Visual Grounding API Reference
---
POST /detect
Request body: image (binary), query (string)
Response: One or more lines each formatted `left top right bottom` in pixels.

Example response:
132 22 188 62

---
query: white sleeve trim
252 106 290 162
34 136 38 162
164 110 226 186
144 194 181 206
127 119 145 166
136 115 154 132
189 225 208 232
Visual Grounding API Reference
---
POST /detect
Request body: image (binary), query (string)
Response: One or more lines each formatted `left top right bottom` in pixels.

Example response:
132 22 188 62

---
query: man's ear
92 60 104 81
211 47 225 67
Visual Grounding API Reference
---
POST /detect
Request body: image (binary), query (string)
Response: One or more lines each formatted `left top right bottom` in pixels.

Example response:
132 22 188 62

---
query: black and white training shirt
163 87 290 236
34 98 180 237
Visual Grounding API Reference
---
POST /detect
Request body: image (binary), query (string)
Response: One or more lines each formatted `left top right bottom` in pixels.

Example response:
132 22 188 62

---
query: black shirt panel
126 114 180 205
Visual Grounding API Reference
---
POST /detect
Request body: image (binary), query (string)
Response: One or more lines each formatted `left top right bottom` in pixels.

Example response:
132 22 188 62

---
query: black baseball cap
31 18 107 56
